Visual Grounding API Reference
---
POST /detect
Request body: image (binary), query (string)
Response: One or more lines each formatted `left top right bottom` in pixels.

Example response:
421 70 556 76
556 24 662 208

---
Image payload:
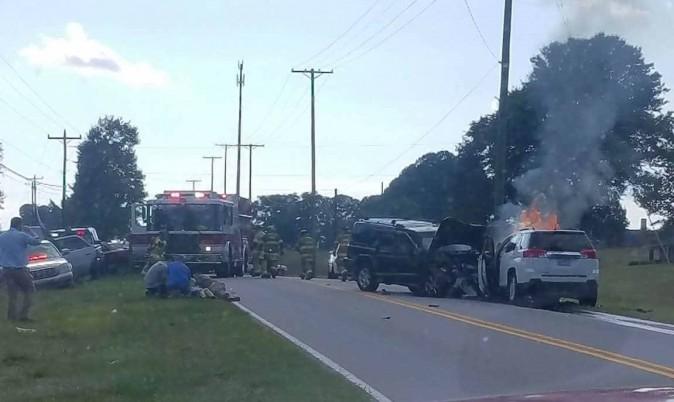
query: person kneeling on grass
166 255 191 296
144 260 168 297
144 255 191 297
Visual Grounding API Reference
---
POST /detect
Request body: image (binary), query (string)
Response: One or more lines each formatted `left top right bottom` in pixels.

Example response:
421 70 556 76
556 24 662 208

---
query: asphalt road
225 276 674 402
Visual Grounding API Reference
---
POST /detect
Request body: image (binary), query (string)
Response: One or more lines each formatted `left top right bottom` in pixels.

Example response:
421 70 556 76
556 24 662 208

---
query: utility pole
291 68 333 195
48 129 81 227
381 182 384 195
236 60 245 197
215 144 233 194
245 144 264 201
186 179 201 191
292 67 333 273
333 188 338 244
202 156 222 192
221 143 264 200
494 0 513 212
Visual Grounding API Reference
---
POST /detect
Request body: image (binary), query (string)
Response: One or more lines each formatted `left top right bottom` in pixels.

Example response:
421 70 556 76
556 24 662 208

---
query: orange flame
519 201 559 230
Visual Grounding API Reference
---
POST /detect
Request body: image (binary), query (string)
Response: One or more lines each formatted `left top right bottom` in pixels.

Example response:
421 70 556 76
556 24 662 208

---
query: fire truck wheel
215 262 231 278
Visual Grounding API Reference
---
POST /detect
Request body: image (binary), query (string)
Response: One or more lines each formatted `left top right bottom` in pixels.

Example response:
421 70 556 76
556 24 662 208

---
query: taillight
523 248 546 258
29 253 48 262
581 248 597 259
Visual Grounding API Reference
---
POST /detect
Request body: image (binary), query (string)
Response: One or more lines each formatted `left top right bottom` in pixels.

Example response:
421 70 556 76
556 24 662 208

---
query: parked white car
27 241 74 288
489 229 599 306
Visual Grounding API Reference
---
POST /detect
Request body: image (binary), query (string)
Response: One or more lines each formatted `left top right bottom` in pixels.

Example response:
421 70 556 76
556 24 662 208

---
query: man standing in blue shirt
0 217 41 321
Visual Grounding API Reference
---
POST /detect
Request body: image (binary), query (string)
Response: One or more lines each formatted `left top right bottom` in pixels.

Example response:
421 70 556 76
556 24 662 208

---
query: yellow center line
362 292 674 380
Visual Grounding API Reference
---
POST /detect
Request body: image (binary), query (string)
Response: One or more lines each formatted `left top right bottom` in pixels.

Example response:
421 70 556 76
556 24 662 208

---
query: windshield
150 204 224 231
28 242 61 260
418 230 437 250
529 232 593 252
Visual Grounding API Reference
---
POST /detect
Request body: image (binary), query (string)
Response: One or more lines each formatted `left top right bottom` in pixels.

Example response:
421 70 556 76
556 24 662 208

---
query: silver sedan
27 241 74 288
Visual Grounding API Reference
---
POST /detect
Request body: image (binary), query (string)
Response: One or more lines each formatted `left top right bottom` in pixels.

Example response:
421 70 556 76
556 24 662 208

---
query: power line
334 0 438 68
463 0 498 60
294 0 381 67
0 136 58 172
0 73 64 129
0 54 81 133
355 63 498 185
326 0 421 67
0 95 52 134
249 74 291 139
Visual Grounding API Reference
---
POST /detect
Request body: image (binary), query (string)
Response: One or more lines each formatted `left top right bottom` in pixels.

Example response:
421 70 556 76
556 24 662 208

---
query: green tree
359 151 461 222
254 192 360 248
456 34 673 231
70 116 145 239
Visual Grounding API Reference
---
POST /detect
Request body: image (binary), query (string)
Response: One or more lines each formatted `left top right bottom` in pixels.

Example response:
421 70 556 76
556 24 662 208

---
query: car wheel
356 265 378 292
407 285 426 297
423 274 448 298
507 271 522 305
579 292 598 307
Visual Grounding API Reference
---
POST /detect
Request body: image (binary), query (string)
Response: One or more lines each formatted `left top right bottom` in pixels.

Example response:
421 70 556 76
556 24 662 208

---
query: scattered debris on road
428 304 439 308
16 327 37 334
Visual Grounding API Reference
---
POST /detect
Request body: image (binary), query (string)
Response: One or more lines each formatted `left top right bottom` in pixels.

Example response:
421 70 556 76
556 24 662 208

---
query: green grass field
597 248 674 323
0 275 369 402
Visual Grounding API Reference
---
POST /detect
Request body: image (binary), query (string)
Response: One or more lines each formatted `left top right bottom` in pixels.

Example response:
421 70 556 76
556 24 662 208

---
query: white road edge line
232 301 392 402
583 311 674 336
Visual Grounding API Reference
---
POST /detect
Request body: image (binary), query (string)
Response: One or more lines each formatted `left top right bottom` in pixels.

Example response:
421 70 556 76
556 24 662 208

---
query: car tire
579 292 598 307
356 264 378 292
507 271 523 305
407 285 426 296
423 274 448 298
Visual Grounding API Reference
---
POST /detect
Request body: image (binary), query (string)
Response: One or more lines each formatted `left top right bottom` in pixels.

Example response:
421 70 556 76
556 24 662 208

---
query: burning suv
479 229 599 307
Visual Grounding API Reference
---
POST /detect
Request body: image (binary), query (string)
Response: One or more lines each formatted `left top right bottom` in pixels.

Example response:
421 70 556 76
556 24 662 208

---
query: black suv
346 218 438 293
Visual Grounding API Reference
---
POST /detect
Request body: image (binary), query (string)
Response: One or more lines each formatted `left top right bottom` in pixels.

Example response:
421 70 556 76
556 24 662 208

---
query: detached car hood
428 217 486 254
467 387 674 401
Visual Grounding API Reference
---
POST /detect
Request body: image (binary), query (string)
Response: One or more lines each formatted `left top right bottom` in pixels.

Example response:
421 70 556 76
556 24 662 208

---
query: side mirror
61 249 71 256
505 243 516 253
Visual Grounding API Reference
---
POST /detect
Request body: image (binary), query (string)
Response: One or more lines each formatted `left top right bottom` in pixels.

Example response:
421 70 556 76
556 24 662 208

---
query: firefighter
251 228 266 277
262 226 282 279
297 229 316 280
142 230 167 274
336 230 350 281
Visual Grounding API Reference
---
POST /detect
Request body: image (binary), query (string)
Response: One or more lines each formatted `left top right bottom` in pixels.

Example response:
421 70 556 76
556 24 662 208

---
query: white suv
492 230 599 306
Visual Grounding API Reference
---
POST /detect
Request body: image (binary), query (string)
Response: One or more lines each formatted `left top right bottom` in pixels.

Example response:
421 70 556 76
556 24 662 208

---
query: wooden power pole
291 68 333 195
48 129 81 227
236 61 245 197
494 0 513 211
202 156 222 192
215 143 233 194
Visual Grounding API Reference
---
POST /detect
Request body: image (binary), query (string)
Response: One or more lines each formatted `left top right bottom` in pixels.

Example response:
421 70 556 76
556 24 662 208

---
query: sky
0 0 673 229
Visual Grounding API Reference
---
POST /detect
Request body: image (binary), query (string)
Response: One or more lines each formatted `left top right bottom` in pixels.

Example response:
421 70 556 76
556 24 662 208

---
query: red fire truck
129 191 250 277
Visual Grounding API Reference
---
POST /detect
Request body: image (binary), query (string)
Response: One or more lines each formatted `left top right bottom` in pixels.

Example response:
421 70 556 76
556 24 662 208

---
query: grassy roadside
0 274 370 402
597 248 674 324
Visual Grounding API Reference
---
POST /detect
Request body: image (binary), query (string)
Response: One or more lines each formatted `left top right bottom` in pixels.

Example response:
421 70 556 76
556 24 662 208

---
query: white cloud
20 23 168 88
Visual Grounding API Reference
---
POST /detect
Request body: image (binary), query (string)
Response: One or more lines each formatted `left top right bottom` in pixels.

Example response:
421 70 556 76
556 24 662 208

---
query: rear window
28 243 61 260
528 232 592 252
